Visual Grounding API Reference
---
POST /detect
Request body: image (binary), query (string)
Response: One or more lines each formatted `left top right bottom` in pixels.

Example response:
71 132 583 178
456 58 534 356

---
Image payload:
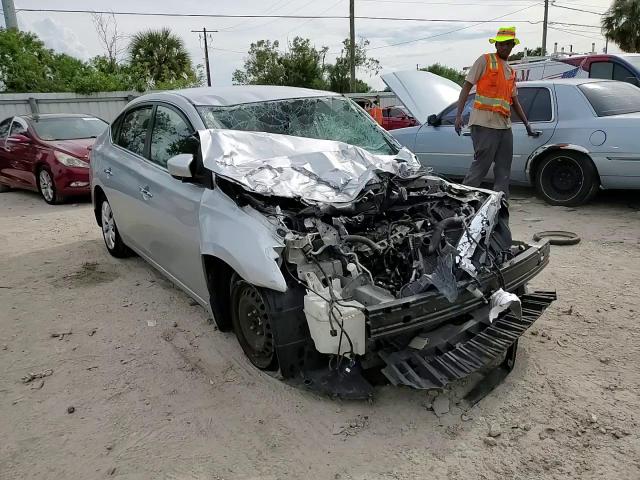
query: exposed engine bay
218 172 515 357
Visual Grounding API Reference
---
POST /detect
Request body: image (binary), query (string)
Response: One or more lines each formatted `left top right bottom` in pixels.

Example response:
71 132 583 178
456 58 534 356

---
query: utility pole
191 27 218 87
349 0 356 93
542 0 549 56
2 0 19 30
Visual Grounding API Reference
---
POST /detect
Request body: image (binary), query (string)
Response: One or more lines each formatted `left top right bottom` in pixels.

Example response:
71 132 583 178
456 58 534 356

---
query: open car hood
381 70 462 124
199 129 422 205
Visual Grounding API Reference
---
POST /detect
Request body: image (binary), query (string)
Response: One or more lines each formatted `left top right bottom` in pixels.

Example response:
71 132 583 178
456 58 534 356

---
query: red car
381 106 419 130
0 113 108 204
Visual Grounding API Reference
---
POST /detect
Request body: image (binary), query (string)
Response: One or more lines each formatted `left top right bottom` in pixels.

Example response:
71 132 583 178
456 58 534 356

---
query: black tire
532 230 581 246
37 166 64 205
99 197 133 258
534 151 599 206
231 279 278 371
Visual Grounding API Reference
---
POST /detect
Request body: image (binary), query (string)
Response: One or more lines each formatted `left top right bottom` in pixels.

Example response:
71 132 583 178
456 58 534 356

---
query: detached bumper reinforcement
379 291 556 390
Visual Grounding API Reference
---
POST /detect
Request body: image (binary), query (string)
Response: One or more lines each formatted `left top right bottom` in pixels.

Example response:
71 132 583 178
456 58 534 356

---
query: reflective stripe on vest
474 53 514 117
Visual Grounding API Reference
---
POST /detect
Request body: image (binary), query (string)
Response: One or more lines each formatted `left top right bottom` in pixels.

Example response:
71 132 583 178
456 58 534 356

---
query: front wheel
100 197 132 258
37 167 63 204
535 151 599 206
231 279 278 371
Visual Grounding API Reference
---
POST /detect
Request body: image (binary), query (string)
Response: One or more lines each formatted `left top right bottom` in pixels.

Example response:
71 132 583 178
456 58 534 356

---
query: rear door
133 103 208 298
412 96 475 178
100 105 154 251
510 85 557 183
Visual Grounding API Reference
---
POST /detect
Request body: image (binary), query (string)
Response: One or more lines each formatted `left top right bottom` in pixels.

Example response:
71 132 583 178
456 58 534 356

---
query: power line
548 25 601 40
552 3 604 15
365 2 542 51
12 7 572 24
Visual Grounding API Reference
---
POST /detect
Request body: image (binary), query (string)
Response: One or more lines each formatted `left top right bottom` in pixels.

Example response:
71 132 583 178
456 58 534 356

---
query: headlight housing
54 151 88 168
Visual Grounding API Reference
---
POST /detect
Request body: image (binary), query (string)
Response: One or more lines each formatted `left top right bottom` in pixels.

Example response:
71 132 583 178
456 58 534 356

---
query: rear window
579 81 640 116
32 117 108 140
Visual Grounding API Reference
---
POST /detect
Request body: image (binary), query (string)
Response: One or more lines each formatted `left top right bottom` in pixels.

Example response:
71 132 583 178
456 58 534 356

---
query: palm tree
128 28 195 87
602 0 640 53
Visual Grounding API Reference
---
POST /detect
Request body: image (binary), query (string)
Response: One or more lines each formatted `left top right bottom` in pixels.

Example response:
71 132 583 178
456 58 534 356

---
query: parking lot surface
1 188 639 479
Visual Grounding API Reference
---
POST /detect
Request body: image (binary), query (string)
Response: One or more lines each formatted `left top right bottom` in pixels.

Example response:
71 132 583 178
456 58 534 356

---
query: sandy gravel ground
1 187 639 480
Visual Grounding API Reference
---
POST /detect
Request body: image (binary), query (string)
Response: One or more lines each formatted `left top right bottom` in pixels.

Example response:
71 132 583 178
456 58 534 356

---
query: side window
110 113 124 143
149 105 195 168
0 118 11 140
116 106 152 156
590 61 614 80
513 88 552 123
382 109 390 118
9 120 27 137
613 64 637 84
441 95 474 125
390 108 405 117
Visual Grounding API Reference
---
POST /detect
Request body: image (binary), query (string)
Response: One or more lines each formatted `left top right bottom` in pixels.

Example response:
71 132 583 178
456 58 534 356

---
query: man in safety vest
454 26 539 197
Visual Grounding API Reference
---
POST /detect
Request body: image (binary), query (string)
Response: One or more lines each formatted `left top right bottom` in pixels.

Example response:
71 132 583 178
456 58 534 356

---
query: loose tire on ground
99 197 133 258
535 151 599 206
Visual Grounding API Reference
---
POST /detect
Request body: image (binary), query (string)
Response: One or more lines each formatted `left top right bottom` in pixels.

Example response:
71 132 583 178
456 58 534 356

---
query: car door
510 86 557 183
134 103 208 299
6 118 38 187
413 96 475 178
0 118 13 185
100 105 154 252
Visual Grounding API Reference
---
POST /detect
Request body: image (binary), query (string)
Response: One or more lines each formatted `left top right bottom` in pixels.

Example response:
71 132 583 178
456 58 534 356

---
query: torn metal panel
456 192 503 278
200 129 421 204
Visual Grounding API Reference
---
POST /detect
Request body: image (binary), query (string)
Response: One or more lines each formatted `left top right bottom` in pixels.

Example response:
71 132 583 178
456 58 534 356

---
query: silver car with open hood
91 85 555 399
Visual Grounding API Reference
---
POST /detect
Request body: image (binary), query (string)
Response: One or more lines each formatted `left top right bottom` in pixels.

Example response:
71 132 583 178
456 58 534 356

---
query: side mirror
167 153 194 179
7 134 31 144
427 114 439 126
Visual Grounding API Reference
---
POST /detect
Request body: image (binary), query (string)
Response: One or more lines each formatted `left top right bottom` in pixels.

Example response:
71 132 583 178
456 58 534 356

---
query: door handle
462 131 472 137
103 167 113 177
139 186 153 199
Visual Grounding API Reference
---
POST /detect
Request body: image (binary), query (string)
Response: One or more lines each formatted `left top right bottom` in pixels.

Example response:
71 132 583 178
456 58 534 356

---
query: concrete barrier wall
0 91 139 122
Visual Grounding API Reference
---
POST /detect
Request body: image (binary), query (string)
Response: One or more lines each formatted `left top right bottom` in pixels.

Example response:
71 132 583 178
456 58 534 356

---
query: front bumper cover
379 290 556 390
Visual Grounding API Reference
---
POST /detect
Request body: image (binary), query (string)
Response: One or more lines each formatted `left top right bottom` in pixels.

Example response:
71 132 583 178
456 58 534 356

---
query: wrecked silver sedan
91 86 554 398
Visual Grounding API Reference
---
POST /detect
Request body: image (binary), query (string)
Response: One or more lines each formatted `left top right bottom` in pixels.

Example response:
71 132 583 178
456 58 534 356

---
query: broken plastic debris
489 288 522 323
147 320 157 327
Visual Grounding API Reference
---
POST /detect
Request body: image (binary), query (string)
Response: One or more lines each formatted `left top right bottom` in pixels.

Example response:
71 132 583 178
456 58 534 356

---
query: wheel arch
93 185 106 226
526 143 600 186
202 254 238 331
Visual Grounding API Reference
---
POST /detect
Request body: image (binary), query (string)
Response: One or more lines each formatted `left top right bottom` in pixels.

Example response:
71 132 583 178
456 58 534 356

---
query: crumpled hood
381 70 462 124
199 129 422 204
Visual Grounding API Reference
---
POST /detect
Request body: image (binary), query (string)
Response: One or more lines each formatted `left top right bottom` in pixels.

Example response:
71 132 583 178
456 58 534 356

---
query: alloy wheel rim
39 170 54 202
101 201 116 250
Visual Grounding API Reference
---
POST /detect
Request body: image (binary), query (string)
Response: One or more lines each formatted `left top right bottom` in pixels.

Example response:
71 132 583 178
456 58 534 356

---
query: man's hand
455 115 464 136
525 123 541 137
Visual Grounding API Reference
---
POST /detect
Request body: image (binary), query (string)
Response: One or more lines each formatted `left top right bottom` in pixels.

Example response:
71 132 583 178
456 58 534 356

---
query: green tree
509 46 544 62
0 28 56 92
602 0 640 52
232 40 286 85
128 28 199 88
326 38 380 93
281 37 329 89
420 63 465 86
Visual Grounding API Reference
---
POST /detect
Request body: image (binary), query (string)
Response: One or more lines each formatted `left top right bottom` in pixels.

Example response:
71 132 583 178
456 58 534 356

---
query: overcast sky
2 0 617 90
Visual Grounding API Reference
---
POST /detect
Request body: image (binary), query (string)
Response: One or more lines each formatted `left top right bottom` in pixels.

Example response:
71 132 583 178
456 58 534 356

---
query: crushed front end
219 170 554 398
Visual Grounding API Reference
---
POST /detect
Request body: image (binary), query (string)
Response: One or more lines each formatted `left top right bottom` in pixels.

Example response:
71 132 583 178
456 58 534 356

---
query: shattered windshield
197 96 399 155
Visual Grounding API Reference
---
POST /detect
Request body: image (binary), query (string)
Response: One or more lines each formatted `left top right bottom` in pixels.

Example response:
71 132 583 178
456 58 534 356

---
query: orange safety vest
368 106 383 125
474 53 515 117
